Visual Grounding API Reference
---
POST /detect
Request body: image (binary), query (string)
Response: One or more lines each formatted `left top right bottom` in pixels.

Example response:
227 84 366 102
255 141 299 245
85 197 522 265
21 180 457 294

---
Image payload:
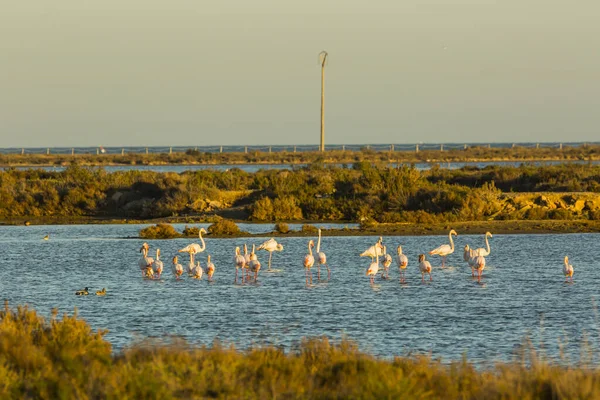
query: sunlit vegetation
2 163 600 224
2 144 600 167
139 223 182 239
1 302 600 399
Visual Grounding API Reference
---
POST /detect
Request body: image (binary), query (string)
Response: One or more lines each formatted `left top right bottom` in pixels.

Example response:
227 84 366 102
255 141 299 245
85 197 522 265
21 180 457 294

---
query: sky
1 0 599 147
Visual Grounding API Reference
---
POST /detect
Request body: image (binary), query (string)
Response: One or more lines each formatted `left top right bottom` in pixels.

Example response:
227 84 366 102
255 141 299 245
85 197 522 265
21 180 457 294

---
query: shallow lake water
1 224 599 366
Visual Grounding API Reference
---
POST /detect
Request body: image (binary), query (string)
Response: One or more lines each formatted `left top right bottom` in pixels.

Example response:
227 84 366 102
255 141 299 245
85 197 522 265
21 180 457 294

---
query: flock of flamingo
137 228 576 285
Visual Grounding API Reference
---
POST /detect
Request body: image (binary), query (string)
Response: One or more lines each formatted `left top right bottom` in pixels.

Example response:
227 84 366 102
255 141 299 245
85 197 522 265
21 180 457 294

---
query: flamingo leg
327 265 331 280
429 272 432 281
441 256 446 268
317 265 321 281
421 273 424 283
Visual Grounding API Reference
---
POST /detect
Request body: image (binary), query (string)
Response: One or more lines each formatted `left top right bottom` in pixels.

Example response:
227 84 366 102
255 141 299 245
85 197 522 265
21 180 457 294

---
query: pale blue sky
1 0 599 147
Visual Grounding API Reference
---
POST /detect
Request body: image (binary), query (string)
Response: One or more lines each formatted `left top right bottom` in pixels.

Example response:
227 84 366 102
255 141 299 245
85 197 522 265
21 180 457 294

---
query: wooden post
416 144 419 153
293 145 296 153
488 144 491 149
71 148 74 156
96 148 99 155
145 147 148 155
440 144 443 151
390 144 394 151
21 148 25 155
464 144 467 150
342 145 345 151
269 146 272 153
536 143 539 149
220 146 223 153
245 146 248 154
46 148 50 155
121 148 124 155
169 147 172 154
512 143 515 149
559 143 563 150
366 145 370 150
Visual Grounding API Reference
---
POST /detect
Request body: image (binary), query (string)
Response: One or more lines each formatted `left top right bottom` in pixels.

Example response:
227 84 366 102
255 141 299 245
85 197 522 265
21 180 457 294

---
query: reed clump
2 302 600 398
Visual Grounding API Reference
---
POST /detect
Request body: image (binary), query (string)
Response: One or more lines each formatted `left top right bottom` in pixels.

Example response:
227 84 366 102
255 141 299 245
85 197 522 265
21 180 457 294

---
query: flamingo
257 238 284 270
429 229 458 268
464 245 477 276
360 237 384 261
193 261 204 280
206 255 215 281
316 229 329 280
418 254 432 282
366 254 379 284
172 256 183 280
249 250 261 283
179 228 207 256
138 243 154 277
474 255 486 282
382 245 393 279
563 256 574 283
187 254 196 276
304 240 315 285
234 247 246 283
242 244 253 281
474 232 493 256
396 246 408 283
153 249 164 279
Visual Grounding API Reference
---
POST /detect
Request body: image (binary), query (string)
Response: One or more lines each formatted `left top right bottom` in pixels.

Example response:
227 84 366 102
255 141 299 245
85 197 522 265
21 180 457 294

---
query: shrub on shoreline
139 223 181 239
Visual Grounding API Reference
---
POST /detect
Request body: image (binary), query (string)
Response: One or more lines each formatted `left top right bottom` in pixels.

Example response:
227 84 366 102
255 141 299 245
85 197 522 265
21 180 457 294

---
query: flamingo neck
485 235 490 253
449 232 455 251
308 242 313 255
198 230 206 252
316 230 321 253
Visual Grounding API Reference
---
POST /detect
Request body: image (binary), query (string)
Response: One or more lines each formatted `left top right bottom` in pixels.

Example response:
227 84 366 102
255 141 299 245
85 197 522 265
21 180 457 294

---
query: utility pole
319 51 328 152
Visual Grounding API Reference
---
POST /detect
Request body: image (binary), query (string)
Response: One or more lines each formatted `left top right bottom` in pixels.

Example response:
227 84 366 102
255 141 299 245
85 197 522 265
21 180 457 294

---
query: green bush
251 196 273 221
274 222 290 234
208 218 241 235
301 224 318 233
139 223 181 239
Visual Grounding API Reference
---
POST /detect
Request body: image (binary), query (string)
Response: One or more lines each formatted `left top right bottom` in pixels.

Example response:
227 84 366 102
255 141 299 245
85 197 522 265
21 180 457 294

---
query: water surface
1 225 598 365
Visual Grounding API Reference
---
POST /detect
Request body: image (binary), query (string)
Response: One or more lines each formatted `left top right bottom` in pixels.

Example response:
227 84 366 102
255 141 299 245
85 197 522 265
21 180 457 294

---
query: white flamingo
242 244 254 281
464 245 477 276
179 228 207 256
429 229 458 268
187 254 196 276
249 250 261 283
316 229 329 280
172 256 183 280
138 243 154 277
418 254 432 282
474 255 486 282
360 237 384 261
397 246 408 283
304 240 315 285
234 247 246 283
153 249 164 279
206 255 215 281
563 256 574 283
193 261 204 280
257 238 284 270
382 245 393 279
366 254 379 284
474 232 493 256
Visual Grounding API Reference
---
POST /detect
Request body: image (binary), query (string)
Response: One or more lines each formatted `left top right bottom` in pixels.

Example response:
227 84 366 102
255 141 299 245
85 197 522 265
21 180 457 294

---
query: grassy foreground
1 302 599 399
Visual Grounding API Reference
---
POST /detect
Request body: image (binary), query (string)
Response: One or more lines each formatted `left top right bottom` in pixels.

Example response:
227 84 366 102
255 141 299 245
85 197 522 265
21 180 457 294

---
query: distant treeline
1 144 600 166
0 303 598 399
2 163 600 223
